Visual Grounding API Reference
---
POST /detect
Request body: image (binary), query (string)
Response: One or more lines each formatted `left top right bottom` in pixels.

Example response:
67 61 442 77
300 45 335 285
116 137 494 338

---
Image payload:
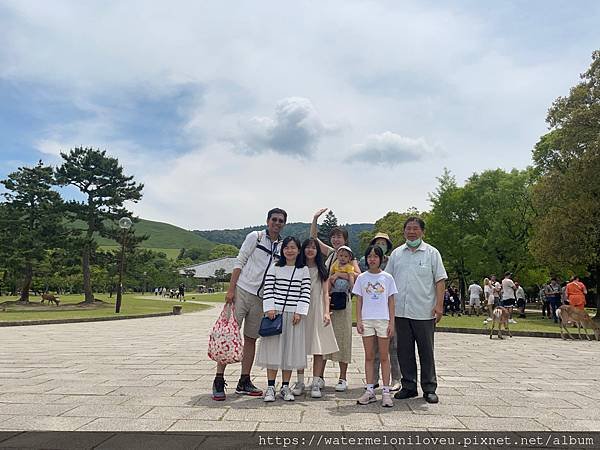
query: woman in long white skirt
256 236 311 402
311 208 360 392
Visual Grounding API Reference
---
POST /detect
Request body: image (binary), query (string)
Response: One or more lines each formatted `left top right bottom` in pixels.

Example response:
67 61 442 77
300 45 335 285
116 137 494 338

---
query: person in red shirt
565 276 587 310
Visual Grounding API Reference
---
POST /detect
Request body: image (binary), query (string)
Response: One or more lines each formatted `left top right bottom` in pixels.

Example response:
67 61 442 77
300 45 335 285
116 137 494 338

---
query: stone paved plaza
0 303 599 432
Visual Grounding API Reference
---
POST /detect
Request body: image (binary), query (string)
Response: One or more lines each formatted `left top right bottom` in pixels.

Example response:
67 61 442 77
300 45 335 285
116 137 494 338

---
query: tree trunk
459 258 467 312
1 270 7 296
18 263 33 303
82 248 94 303
594 262 600 322
459 275 466 312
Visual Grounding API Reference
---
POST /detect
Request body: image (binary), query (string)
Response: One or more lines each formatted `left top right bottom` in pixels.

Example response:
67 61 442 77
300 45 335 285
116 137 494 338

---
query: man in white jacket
212 208 286 401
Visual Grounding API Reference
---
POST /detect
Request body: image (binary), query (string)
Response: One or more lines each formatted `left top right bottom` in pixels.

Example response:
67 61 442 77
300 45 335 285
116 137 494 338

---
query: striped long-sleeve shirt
262 265 311 315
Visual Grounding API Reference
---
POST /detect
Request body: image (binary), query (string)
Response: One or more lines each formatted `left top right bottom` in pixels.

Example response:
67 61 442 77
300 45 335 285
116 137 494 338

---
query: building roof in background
179 257 237 278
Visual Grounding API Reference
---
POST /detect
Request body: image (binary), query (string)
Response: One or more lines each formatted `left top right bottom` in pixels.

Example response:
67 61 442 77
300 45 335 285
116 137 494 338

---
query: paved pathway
0 303 599 432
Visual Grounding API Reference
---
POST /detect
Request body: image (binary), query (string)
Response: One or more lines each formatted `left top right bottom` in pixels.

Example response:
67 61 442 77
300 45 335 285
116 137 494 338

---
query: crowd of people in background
442 274 588 324
153 284 186 300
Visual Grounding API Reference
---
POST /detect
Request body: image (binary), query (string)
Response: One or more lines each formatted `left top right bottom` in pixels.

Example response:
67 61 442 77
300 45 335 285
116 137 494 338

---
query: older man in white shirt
385 217 447 404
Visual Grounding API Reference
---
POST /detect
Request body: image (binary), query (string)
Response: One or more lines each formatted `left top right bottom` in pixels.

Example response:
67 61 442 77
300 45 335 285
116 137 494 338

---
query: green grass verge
0 293 210 322
435 311 563 333
184 292 227 302
348 299 595 334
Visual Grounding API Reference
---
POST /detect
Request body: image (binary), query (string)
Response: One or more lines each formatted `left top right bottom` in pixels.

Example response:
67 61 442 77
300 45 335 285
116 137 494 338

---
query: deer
40 293 60 306
556 305 599 341
488 306 512 339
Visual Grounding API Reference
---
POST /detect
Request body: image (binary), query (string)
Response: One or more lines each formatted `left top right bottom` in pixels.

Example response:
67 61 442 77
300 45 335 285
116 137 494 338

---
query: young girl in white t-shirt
353 245 398 407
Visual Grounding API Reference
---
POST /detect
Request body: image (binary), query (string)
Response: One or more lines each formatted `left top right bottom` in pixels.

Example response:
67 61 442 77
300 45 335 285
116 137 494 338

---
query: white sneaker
509 319 517 324
313 377 325 389
311 383 322 398
381 392 394 407
391 381 401 392
263 385 276 402
291 382 305 396
356 390 376 405
335 379 347 392
280 385 295 401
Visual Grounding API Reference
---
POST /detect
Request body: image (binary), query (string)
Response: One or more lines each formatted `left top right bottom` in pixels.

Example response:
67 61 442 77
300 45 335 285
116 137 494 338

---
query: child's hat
336 245 354 258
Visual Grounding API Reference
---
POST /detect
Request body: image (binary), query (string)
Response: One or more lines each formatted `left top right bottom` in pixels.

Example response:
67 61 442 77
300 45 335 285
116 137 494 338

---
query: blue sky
1 0 599 229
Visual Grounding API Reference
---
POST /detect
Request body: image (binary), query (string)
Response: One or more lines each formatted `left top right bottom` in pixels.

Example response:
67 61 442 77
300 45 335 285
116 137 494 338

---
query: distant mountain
194 222 374 254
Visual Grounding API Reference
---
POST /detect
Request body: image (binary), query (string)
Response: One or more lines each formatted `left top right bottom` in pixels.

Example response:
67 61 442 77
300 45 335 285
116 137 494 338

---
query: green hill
94 219 216 256
90 218 373 260
194 222 373 254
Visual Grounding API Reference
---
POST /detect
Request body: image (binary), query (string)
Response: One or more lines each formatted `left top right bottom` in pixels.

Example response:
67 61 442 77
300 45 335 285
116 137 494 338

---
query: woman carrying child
311 208 361 392
354 245 398 407
256 236 311 402
290 238 339 398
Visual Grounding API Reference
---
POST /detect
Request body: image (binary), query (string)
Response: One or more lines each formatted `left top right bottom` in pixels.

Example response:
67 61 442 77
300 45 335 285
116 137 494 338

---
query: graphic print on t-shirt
352 271 398 320
365 282 385 297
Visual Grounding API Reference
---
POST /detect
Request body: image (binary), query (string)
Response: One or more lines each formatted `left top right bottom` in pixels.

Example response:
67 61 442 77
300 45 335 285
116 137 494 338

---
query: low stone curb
0 312 175 327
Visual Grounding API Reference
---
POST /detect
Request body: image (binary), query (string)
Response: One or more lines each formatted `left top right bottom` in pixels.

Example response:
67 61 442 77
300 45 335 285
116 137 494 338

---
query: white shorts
362 319 389 337
469 298 481 306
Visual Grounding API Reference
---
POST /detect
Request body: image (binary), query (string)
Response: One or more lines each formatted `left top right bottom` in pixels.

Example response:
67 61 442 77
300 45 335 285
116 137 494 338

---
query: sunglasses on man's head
270 217 285 224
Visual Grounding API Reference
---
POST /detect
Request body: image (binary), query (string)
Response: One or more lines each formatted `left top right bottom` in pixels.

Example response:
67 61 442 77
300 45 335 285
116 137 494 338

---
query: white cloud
235 97 335 158
345 132 438 166
34 139 63 157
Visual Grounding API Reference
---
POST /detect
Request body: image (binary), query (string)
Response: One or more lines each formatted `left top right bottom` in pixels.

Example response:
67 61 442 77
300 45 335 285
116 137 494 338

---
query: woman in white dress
310 208 361 392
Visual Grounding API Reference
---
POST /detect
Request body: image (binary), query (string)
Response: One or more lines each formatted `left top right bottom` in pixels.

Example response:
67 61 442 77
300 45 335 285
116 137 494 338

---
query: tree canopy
530 50 600 316
208 244 239 260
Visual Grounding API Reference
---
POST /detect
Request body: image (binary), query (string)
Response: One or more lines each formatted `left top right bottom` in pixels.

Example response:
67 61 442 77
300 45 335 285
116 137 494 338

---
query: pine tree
1 161 66 302
55 147 143 303
318 210 338 245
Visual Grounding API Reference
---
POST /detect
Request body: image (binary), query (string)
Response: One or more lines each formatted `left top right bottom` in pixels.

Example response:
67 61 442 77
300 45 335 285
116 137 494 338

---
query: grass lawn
184 292 227 302
0 293 210 322
435 311 563 333
348 299 597 334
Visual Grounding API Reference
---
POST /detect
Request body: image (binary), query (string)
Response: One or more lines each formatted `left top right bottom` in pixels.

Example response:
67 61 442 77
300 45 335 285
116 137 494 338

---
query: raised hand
313 208 328 219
